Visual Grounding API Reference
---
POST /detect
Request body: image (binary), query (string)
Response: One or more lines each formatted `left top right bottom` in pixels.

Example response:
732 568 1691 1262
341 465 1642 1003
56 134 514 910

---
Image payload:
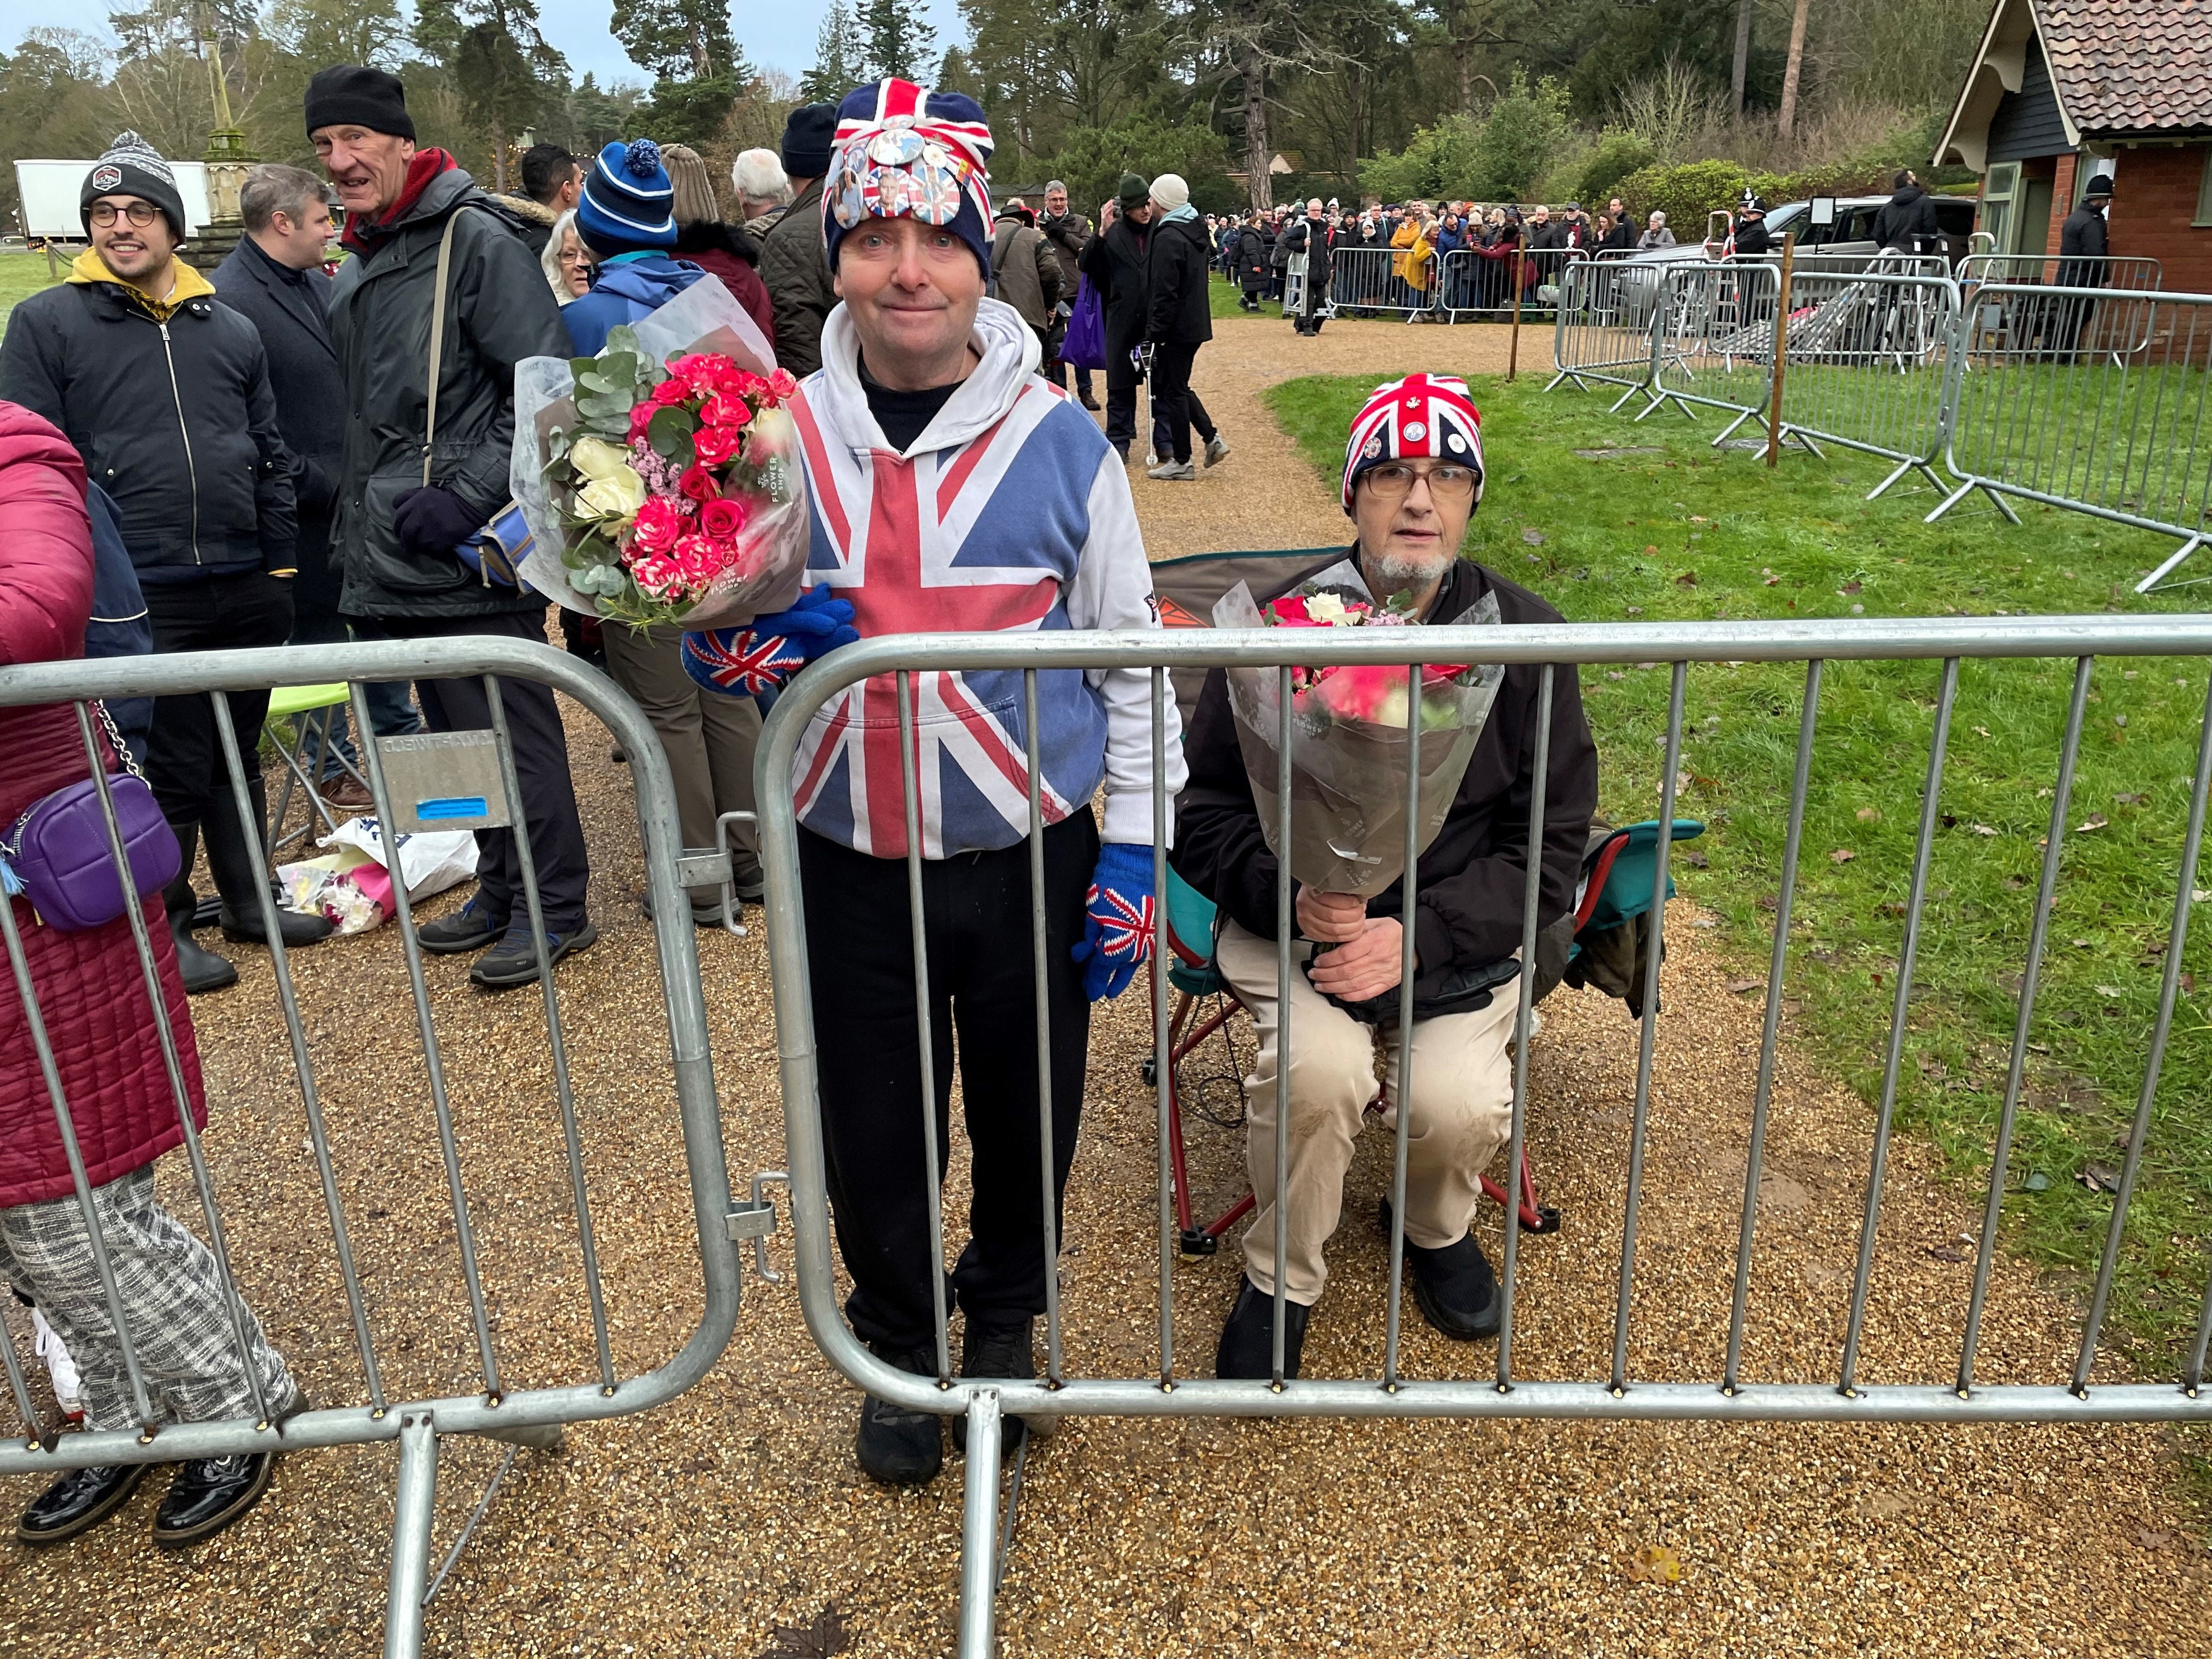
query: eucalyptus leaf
568 357 599 382
647 404 696 457
604 324 641 355
597 351 638 386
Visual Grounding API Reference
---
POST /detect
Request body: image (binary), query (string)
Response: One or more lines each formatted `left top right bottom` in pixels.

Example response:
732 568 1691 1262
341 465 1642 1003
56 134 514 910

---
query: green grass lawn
0 249 65 340
1270 370 2211 1390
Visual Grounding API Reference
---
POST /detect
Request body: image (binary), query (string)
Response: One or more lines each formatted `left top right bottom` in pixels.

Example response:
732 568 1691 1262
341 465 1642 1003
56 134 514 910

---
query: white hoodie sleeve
1067 446 1186 847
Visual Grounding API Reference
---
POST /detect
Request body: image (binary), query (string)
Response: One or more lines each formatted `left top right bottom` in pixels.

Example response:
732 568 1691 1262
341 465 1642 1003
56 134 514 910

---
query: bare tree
1777 0 1811 138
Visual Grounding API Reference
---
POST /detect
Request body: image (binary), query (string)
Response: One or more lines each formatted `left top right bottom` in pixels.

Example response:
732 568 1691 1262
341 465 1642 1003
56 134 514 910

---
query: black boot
1404 1232 1501 1340
164 826 238 995
15 1462 151 1546
151 1452 277 1548
1214 1276 1311 1381
854 1340 944 1486
951 1316 1032 1456
206 774 331 948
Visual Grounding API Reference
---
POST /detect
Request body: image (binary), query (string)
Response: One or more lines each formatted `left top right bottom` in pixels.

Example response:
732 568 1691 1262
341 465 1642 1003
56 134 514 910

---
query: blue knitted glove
1071 842 1157 1002
682 585 858 697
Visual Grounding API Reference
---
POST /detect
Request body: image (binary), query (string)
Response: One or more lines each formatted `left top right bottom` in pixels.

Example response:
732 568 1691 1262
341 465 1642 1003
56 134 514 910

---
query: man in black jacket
1171 374 1598 1380
308 64 592 991
1078 173 1155 460
1280 198 1334 336
215 161 401 814
0 131 330 995
2048 173 2114 359
1038 179 1099 409
1730 193 1772 257
1871 171 1940 256
1141 174 1228 482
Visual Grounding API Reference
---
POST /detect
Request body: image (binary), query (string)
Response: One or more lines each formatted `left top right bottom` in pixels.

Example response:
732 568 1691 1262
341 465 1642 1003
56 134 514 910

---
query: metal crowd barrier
1328 245 1437 317
755 617 2212 1657
1548 255 1669 404
1959 253 2163 294
0 638 757 1658
1282 250 1308 318
1932 283 2212 590
1773 269 1960 495
1642 259 1782 438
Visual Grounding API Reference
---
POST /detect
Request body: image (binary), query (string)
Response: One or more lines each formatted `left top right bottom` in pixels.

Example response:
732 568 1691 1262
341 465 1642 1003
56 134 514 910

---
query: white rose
576 464 647 523
1308 591 1349 625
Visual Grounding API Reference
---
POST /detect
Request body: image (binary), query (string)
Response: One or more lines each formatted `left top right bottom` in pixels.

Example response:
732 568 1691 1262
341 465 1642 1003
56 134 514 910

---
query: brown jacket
757 176 837 377
990 217 1062 331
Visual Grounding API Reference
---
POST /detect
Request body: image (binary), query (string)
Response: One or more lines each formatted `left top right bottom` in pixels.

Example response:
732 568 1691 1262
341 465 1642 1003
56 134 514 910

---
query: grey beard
1368 550 1450 589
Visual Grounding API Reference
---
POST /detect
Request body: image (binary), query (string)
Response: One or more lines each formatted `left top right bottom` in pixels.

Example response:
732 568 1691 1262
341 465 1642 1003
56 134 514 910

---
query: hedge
1610 159 1899 239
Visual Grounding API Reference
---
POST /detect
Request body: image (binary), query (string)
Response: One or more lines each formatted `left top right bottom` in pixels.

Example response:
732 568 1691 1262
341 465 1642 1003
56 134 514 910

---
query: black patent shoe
16 1463 151 1546
855 1342 943 1487
1405 1232 1502 1341
151 1452 276 1549
1213 1276 1310 1381
219 902 334 948
951 1316 1032 1456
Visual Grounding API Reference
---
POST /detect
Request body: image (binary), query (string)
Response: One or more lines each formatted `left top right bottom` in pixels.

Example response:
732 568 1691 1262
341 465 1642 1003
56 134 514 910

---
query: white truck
13 157 214 242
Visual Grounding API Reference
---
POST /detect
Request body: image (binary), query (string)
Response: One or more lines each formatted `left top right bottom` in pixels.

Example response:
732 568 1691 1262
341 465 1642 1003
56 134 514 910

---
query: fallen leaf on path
1829 848 1856 863
1675 571 1698 587
2114 791 2148 805
1926 1246 1967 1263
1857 806 1880 822
2079 1163 2120 1193
1727 979 1765 995
1840 580 1863 594
1627 1544 1683 1583
2076 814 2108 833
1521 527 1545 545
1971 823 1999 837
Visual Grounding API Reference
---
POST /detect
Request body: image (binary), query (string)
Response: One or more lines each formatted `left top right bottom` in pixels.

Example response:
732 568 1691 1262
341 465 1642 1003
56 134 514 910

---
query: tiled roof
2038 0 2212 135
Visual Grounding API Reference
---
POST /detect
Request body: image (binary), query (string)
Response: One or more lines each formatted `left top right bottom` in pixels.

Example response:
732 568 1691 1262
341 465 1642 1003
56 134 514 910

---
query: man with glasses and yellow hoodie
0 132 325 999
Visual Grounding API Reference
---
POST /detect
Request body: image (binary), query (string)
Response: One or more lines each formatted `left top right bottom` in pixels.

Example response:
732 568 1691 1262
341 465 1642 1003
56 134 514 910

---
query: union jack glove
682 585 858 698
1071 841 1157 1002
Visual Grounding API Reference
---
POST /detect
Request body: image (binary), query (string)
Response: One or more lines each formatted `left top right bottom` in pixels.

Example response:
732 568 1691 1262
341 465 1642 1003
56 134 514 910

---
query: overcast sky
7 0 968 85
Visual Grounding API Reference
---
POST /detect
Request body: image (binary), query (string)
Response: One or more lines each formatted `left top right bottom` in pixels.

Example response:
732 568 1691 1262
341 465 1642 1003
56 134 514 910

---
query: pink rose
650 377 691 407
629 495 684 555
699 497 747 539
677 463 720 503
701 392 753 430
768 368 798 400
691 423 740 466
627 403 657 442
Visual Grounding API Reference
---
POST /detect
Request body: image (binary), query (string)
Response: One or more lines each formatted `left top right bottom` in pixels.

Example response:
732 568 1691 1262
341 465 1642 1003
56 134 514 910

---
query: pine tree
609 0 736 82
861 0 935 83
799 0 865 104
415 0 567 193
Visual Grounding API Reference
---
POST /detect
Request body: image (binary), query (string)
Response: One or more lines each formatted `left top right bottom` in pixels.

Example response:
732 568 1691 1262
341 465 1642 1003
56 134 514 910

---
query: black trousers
1104 351 1141 458
800 813 1097 1352
146 570 293 834
348 609 592 932
1149 340 1216 464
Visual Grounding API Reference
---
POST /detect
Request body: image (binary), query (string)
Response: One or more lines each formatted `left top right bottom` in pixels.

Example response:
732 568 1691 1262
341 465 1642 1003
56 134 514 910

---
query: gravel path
2 314 2206 1657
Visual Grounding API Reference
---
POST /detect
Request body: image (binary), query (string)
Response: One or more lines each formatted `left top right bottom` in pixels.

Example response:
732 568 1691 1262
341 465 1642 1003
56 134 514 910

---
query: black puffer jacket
0 269 295 576
1079 214 1153 356
1236 224 1271 289
1145 214 1214 346
1871 184 1940 253
1172 554 1599 988
326 166 569 620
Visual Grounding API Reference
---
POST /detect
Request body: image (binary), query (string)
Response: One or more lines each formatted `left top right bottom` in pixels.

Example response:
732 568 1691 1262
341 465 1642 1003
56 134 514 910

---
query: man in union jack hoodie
684 78 1182 1487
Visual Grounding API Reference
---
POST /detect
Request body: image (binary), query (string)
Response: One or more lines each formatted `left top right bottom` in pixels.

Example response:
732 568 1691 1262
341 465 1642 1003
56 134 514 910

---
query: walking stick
1507 250 1526 382
1766 231 1797 468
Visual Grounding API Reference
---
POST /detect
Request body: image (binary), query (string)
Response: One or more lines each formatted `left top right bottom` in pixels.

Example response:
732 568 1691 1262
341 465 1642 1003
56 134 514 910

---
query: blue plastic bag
1062 276 1107 371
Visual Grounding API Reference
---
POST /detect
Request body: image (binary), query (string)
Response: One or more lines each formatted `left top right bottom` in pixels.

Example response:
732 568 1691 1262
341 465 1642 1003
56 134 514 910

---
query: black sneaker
469 920 598 990
1213 1276 1310 1380
15 1463 150 1547
856 1341 943 1486
416 897 504 955
1405 1233 1501 1340
150 1452 276 1549
951 1316 1032 1456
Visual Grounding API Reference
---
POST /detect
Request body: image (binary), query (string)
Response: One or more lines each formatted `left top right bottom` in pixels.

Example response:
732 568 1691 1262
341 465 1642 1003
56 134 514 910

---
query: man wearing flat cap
305 64 595 992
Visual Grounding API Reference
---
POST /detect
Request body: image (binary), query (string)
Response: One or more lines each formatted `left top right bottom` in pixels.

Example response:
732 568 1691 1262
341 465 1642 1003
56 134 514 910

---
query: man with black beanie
758 102 840 376
307 64 597 992
1078 173 1155 461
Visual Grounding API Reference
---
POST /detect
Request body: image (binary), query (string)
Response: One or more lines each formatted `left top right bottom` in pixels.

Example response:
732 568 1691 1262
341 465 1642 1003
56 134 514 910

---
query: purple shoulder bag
0 703 181 933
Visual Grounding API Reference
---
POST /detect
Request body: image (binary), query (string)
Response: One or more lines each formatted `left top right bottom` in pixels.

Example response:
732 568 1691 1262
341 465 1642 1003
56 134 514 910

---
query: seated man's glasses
1362 461 1478 506
89 201 162 228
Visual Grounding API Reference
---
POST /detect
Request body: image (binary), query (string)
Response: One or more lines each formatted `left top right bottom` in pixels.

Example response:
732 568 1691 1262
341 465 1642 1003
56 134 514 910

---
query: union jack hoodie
785 296 1183 860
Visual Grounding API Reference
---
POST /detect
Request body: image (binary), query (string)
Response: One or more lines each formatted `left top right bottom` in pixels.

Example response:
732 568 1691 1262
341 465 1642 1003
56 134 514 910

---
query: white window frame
1982 161 2019 255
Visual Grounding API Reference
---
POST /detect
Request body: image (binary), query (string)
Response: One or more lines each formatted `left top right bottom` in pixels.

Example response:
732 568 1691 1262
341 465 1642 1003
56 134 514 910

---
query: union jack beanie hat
823 78 995 278
1340 372 1485 516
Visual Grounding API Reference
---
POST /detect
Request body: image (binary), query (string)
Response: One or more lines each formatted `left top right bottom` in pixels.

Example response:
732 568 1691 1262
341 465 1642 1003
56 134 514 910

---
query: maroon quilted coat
0 399 205 1208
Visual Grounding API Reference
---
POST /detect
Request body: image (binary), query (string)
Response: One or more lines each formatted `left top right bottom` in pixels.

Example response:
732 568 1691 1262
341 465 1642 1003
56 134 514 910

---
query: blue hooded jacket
562 253 708 356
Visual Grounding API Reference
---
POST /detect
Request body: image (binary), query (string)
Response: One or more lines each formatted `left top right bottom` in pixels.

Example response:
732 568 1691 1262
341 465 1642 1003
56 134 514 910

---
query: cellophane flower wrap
511 276 809 629
1217 560 1505 899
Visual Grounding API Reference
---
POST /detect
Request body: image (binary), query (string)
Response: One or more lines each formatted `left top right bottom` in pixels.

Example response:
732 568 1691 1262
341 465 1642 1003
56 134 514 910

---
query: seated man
1171 374 1598 1380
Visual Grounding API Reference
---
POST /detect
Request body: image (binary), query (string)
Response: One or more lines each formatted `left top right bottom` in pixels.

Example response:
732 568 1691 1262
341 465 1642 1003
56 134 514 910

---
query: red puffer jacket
0 399 205 1209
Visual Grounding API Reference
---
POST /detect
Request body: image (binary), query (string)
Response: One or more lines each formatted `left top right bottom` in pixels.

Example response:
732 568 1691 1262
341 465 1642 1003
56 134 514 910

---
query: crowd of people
0 65 1597 1543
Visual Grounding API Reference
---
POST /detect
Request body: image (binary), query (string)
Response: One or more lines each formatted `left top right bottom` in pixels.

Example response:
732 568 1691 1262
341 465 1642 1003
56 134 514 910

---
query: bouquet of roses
1215 560 1504 899
511 276 811 630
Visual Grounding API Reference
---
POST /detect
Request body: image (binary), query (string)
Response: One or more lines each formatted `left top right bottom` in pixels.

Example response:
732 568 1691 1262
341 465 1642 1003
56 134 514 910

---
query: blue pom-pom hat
575 137 677 254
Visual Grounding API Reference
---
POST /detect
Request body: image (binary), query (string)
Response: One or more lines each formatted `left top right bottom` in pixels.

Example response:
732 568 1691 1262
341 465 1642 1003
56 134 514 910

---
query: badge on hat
90 164 121 192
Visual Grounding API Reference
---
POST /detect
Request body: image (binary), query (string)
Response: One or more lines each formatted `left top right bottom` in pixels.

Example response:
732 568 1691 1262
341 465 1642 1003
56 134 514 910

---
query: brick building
1935 0 2212 290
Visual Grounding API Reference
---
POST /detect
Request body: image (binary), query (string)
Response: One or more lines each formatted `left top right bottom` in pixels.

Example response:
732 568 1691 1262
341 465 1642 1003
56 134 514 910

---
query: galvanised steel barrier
1328 244 1437 317
1282 250 1310 319
755 617 2212 1657
1959 253 2163 295
1641 258 1782 438
1773 269 1961 496
0 638 760 1658
1547 252 1667 404
1931 283 2212 592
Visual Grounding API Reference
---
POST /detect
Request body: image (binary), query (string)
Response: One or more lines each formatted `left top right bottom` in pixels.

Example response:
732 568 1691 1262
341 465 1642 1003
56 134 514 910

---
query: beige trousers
599 622 762 905
1213 919 1518 1304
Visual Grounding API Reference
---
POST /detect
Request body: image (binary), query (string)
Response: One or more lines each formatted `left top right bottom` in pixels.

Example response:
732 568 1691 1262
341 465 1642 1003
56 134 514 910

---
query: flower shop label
372 731 513 834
